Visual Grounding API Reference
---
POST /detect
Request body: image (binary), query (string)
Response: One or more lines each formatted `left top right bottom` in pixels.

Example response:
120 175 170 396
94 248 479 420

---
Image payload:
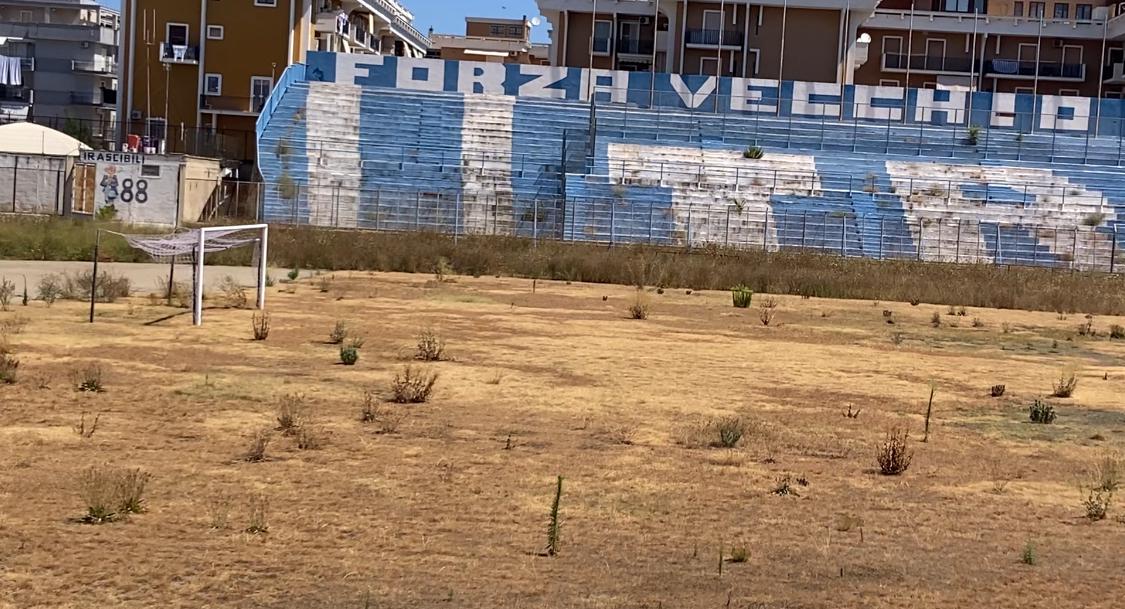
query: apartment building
117 0 429 166
537 0 1125 97
0 0 118 138
427 16 551 64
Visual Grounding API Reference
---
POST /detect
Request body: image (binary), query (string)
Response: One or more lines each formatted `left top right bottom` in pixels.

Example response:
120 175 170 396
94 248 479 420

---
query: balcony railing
0 89 31 103
70 89 116 105
200 95 268 114
616 38 655 55
160 42 200 64
1104 62 1125 83
883 53 974 74
985 58 1085 80
685 29 744 47
72 59 116 73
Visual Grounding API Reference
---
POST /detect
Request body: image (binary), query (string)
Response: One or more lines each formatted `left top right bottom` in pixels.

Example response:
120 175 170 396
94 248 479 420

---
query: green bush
743 146 764 160
731 286 753 308
339 346 359 366
1029 399 1056 424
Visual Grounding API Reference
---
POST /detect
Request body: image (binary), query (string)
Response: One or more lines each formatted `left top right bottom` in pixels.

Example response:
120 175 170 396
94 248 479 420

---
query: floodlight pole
88 228 101 323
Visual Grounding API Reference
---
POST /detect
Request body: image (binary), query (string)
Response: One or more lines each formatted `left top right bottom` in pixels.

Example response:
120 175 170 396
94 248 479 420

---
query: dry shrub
1029 399 1057 424
677 416 752 449
295 425 324 450
390 365 438 404
627 291 650 320
1083 490 1112 521
415 328 447 361
0 353 18 384
37 274 63 306
206 491 234 529
76 466 150 523
62 270 131 303
73 364 104 393
990 384 1006 397
219 275 248 308
361 390 405 433
758 305 776 326
0 278 13 310
930 311 942 328
275 394 307 435
251 311 271 340
0 315 28 335
875 427 913 475
328 320 349 344
1086 450 1122 494
73 412 100 438
246 493 269 533
244 429 271 462
1051 370 1078 398
1110 324 1125 340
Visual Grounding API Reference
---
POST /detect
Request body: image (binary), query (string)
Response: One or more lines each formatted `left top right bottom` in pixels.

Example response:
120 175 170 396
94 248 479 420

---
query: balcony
1104 62 1125 84
684 29 744 49
882 53 975 74
72 59 116 74
866 10 1107 40
616 38 655 56
985 58 1085 81
0 88 31 103
160 42 200 64
0 22 116 45
18 57 34 71
200 95 268 114
70 89 116 106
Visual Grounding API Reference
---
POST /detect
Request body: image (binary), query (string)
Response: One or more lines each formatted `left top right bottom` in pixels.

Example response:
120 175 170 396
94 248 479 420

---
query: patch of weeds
771 475 801 497
0 353 18 384
1077 316 1096 337
73 364 104 393
251 311 271 340
246 493 269 534
727 546 749 563
972 317 985 328
758 304 776 326
287 268 299 281
219 276 247 308
1021 542 1037 565
731 285 753 308
844 405 861 418
37 274 63 306
206 491 234 530
0 278 14 311
1082 489 1112 521
244 429 271 462
317 275 334 293
875 427 913 476
743 145 764 160
339 345 359 366
116 468 151 515
1029 399 1057 424
627 291 650 320
1002 322 1012 334
1051 370 1078 398
990 384 1006 398
361 390 405 433
390 365 438 404
73 412 100 438
295 425 324 450
76 466 150 524
328 320 349 345
433 257 453 283
931 311 942 328
712 416 748 448
1110 324 1124 340
890 332 904 346
275 394 307 435
415 328 448 361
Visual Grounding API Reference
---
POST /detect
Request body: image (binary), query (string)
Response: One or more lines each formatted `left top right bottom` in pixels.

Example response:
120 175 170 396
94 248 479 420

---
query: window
254 0 277 6
490 24 503 36
1059 89 1080 96
207 25 224 40
204 73 222 96
1013 2 1024 16
879 79 901 86
1014 86 1034 94
922 82 938 89
508 25 522 36
1076 4 1093 19
166 22 189 46
251 76 273 112
141 165 161 178
702 10 722 32
943 0 971 12
146 117 167 141
1053 3 1069 18
19 10 32 22
592 20 612 54
700 56 719 75
1029 2 1045 17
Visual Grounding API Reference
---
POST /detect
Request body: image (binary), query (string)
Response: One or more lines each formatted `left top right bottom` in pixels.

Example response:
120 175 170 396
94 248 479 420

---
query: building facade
427 17 550 64
116 0 429 169
0 0 118 142
536 0 1125 98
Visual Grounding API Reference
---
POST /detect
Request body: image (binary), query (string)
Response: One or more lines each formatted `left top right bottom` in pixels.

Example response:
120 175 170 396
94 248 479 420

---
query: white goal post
92 223 269 326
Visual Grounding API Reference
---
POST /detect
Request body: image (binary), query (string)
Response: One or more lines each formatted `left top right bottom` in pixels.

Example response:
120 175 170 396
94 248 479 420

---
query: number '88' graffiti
119 179 149 204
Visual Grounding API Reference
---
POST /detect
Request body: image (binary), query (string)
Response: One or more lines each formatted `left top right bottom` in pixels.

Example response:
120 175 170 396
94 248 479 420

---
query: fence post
415 192 421 232
648 199 654 245
763 210 770 251
454 193 462 243
996 224 1003 265
840 215 847 256
686 205 692 248
1111 225 1118 273
374 189 381 231
1032 223 1039 266
852 108 859 153
1071 230 1078 269
801 211 808 248
955 220 961 263
879 217 886 260
725 207 731 246
1050 112 1058 163
917 221 923 260
532 198 538 246
609 199 615 246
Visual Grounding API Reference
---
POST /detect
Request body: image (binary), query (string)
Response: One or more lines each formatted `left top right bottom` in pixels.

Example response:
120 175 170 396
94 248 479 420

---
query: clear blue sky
96 0 550 42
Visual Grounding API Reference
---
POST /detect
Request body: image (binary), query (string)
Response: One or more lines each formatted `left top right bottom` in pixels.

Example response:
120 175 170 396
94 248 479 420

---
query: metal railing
985 58 1085 79
246 182 1123 273
617 38 655 55
160 43 200 63
883 53 974 73
685 29 744 47
201 95 267 113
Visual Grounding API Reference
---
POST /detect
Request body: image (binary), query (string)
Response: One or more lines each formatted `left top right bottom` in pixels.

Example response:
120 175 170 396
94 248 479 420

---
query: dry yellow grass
1 271 1124 609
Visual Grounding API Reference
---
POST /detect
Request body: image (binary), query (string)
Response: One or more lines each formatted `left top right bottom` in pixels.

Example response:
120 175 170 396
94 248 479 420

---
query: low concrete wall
0 153 70 215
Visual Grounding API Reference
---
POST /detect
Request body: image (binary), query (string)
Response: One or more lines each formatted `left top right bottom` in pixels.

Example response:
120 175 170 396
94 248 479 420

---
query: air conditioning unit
130 110 142 119
1052 38 1064 48
640 16 651 25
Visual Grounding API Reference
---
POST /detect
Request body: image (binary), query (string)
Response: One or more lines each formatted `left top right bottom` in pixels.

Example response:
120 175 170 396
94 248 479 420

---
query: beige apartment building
116 0 430 167
428 16 550 64
536 0 1125 98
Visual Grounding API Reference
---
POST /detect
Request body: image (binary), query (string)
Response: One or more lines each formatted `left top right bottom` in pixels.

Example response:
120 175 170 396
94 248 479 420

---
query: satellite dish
530 16 542 26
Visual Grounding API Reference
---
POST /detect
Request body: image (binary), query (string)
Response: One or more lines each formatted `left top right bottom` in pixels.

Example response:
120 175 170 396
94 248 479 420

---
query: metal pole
776 0 788 117
967 11 979 100
648 0 659 107
193 228 205 326
903 1 915 123
89 229 100 323
716 0 725 89
256 226 268 310
1095 16 1108 137
588 0 599 99
1030 16 1042 134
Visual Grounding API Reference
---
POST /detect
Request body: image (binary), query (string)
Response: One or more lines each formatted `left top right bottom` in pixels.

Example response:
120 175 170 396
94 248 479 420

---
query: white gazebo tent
0 122 91 156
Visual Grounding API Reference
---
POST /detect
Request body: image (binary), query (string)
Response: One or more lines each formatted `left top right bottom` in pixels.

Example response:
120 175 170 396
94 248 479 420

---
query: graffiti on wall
305 52 1125 135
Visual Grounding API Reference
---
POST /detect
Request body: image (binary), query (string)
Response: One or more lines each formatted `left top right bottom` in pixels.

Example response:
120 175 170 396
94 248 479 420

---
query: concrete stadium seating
256 56 1125 271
